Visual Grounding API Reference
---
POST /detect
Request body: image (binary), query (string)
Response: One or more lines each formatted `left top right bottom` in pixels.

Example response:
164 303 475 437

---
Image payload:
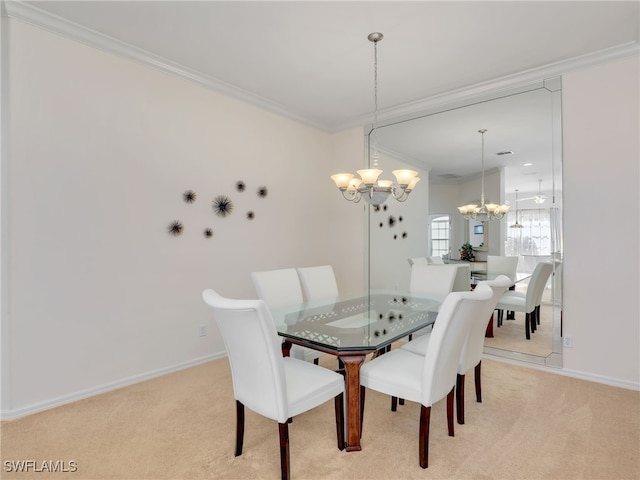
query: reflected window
430 215 450 257
505 208 551 256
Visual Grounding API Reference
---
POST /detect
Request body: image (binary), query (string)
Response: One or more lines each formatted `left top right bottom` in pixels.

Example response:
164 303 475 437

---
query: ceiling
7 1 639 196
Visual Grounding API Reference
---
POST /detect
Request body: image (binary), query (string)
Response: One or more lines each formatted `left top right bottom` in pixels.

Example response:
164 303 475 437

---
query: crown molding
4 1 639 134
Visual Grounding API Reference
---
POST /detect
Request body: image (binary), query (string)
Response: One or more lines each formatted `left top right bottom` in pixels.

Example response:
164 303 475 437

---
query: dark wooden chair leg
278 422 290 480
446 387 455 437
399 398 405 405
525 313 531 340
391 396 398 411
419 405 431 469
497 309 503 327
334 393 345 450
456 374 465 425
475 361 482 403
313 358 319 365
359 386 366 439
235 400 245 456
536 305 541 325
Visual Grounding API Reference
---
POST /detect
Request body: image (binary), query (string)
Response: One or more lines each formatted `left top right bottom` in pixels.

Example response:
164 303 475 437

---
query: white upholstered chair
359 285 494 468
402 276 511 424
202 289 344 480
296 265 339 302
251 268 321 363
409 263 458 298
495 262 554 339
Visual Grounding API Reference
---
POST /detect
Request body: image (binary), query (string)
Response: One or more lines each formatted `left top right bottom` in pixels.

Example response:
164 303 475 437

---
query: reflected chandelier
331 32 420 205
510 189 524 228
458 129 510 220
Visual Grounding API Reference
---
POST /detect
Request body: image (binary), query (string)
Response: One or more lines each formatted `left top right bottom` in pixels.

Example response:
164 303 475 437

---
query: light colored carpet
1 355 639 480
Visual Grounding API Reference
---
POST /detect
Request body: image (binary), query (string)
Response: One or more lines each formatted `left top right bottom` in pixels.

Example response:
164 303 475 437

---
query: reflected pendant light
331 33 420 205
458 129 510 220
534 179 546 204
510 189 524 228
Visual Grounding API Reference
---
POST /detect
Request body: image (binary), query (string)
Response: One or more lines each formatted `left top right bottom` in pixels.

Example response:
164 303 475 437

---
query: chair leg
313 358 319 365
497 309 503 327
334 393 345 450
456 374 465 425
419 405 431 469
399 398 405 405
235 400 245 456
525 313 531 340
475 361 482 403
391 396 398 412
446 387 455 437
278 422 290 480
536 305 541 325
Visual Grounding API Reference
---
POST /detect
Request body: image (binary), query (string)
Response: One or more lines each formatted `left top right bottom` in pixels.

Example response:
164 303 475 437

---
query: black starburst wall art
204 228 213 238
257 186 268 198
236 181 246 192
168 220 184 236
212 195 234 217
183 190 196 203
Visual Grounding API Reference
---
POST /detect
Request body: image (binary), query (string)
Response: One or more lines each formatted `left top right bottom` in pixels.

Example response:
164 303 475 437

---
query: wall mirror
368 78 563 368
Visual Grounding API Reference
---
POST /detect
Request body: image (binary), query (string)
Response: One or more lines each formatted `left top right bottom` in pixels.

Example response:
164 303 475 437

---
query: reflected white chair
297 265 339 302
402 276 511 424
251 268 321 363
495 262 554 339
202 290 345 480
359 285 494 468
486 255 519 278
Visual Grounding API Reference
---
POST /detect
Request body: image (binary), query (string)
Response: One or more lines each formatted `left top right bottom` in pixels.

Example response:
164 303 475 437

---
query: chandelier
510 189 524 228
458 129 510 220
331 32 420 205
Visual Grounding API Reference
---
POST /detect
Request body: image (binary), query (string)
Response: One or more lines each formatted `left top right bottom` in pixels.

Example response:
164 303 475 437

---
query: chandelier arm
341 190 361 202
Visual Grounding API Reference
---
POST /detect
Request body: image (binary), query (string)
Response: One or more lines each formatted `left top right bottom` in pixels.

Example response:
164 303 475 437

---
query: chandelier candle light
331 32 420 204
458 129 510 220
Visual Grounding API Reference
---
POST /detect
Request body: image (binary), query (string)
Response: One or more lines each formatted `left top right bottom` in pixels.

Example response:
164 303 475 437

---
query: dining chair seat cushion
495 294 528 312
360 348 425 404
284 357 345 418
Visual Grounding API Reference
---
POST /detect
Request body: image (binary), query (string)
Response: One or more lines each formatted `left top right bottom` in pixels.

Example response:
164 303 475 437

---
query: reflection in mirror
367 79 563 368
468 220 487 250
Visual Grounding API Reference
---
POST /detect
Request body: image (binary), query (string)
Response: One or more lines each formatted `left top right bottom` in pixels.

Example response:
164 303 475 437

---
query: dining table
271 291 443 452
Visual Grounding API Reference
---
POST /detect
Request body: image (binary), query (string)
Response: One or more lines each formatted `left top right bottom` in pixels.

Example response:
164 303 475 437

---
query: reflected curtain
505 208 552 256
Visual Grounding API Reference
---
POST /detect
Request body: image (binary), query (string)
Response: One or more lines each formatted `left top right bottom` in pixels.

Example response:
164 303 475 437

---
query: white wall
1 20 364 417
561 55 639 387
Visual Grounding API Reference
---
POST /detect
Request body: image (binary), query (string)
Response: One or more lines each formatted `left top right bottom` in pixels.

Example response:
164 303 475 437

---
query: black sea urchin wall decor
212 195 234 217
246 211 255 220
183 190 196 203
204 228 213 238
168 220 184 236
257 186 268 198
236 181 246 192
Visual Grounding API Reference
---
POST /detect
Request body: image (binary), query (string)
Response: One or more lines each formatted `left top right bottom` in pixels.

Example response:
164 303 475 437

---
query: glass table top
271 291 442 353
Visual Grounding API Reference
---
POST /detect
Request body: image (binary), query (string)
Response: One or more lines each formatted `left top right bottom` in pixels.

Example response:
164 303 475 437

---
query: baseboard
484 353 640 391
1 352 226 421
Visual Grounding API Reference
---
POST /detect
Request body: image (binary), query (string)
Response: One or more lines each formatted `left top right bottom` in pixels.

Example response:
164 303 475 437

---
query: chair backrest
409 263 458 297
251 268 303 310
458 275 512 374
487 255 519 278
420 284 494 406
202 289 288 422
529 262 554 307
296 265 339 302
426 256 445 264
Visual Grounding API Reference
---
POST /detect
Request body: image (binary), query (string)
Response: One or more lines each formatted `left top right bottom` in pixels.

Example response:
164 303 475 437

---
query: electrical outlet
562 335 572 348
199 324 207 337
